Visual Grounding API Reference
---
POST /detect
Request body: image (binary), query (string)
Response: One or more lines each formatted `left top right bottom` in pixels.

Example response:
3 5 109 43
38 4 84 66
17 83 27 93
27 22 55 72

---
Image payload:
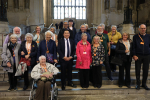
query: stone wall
7 0 44 28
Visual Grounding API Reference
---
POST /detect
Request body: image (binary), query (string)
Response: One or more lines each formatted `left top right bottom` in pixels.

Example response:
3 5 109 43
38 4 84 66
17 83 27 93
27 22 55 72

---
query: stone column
121 24 135 40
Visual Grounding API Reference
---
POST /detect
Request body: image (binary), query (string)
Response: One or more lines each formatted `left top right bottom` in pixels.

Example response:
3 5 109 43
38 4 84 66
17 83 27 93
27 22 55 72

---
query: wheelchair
29 75 58 100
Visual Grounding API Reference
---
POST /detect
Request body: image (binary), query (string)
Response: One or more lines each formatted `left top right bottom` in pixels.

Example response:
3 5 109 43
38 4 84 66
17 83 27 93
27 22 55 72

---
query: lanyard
36 34 40 43
12 44 17 57
123 41 129 50
111 33 115 42
83 44 87 52
41 65 47 72
46 40 49 53
26 42 31 55
138 34 144 42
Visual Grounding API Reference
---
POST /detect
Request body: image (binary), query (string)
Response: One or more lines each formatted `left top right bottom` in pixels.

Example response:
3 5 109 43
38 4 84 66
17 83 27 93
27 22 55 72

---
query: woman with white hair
31 55 59 100
18 33 38 90
50 27 58 46
76 33 92 88
33 26 45 47
37 31 58 64
1 34 21 91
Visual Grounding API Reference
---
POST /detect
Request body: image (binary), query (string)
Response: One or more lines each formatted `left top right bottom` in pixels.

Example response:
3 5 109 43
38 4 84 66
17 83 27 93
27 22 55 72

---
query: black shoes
119 85 123 88
126 85 131 88
14 87 18 91
141 85 150 90
8 87 13 91
61 86 65 90
136 85 140 90
68 83 77 88
23 86 28 91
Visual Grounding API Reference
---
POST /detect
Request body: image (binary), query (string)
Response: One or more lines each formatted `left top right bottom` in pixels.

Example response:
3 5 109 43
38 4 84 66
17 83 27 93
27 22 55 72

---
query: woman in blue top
37 31 58 64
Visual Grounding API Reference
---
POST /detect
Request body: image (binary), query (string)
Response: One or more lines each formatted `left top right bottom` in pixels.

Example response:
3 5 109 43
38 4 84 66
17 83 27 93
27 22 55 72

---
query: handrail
47 23 53 29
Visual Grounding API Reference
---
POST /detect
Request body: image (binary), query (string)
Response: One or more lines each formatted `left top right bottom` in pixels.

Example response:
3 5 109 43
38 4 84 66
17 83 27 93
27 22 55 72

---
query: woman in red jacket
76 33 92 88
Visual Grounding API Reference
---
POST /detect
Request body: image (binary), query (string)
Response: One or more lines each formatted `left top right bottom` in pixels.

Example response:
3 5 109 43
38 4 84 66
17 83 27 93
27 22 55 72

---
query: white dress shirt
64 38 71 57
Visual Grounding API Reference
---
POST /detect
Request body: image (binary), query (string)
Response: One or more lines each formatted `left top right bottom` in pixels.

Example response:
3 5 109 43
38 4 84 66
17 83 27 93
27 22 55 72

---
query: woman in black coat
19 33 38 90
116 32 133 88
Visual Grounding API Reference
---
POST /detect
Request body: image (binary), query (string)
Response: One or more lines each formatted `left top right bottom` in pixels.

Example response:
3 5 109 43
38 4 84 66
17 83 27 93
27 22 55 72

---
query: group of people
1 19 150 99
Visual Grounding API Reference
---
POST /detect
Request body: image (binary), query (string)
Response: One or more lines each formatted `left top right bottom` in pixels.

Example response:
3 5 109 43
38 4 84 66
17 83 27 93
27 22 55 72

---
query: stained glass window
54 0 86 19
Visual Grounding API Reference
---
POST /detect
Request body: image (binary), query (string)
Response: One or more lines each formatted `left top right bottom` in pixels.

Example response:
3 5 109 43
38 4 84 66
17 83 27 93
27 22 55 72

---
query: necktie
67 39 69 57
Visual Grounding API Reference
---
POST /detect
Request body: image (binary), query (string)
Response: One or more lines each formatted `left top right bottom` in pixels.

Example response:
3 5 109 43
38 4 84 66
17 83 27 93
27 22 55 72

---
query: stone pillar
121 24 135 40
0 21 9 46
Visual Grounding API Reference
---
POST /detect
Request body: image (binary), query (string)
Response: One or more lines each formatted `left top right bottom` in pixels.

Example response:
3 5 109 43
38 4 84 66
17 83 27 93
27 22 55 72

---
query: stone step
1 76 150 86
1 85 150 97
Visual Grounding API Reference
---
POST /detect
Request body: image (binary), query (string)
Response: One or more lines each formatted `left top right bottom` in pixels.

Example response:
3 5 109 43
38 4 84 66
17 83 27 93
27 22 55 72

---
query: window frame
53 0 86 19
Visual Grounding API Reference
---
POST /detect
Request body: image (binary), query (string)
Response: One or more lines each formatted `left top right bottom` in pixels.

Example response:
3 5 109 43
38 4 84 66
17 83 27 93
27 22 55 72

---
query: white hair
97 25 103 29
80 24 86 28
99 23 105 28
85 24 88 27
25 33 33 39
10 34 18 39
111 25 117 29
39 55 46 61
45 30 53 36
13 27 22 37
139 24 146 28
81 33 87 37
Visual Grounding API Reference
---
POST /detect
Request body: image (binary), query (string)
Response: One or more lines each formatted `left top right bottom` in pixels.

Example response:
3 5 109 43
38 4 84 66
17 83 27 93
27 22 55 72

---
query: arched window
54 0 86 19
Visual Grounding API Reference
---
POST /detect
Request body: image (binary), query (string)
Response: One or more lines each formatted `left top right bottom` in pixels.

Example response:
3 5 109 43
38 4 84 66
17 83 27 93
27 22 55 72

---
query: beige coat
31 63 59 80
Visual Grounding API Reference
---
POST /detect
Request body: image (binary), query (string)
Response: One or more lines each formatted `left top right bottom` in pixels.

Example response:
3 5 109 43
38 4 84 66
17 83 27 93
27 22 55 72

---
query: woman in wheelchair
31 55 59 100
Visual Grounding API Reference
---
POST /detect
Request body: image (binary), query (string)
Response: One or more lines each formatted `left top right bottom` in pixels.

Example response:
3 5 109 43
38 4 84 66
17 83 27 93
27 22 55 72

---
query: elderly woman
31 55 59 100
50 27 58 46
33 26 45 47
1 34 20 91
108 25 122 72
91 36 105 88
19 33 38 90
76 33 92 88
37 31 57 64
116 32 132 88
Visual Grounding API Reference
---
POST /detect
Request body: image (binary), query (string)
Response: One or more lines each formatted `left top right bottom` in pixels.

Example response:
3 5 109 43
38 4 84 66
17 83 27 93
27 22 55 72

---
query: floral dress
91 44 105 66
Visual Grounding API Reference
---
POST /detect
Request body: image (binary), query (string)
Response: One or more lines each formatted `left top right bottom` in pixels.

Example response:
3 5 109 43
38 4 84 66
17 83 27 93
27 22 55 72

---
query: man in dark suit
57 29 76 90
132 24 150 90
57 21 74 41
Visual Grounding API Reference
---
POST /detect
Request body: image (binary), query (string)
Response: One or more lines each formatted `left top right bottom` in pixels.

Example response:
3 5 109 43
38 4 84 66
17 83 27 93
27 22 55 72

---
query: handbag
1 61 8 67
111 45 116 50
41 72 53 81
45 41 54 63
46 53 54 63
15 62 27 76
110 56 123 66
19 57 31 66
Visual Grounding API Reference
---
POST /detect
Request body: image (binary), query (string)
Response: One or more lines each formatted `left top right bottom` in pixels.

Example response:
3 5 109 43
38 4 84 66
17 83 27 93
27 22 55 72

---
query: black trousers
135 55 149 85
109 49 116 70
24 66 29 86
8 63 17 88
79 69 89 87
60 61 73 86
119 55 131 86
92 65 102 87
104 55 112 79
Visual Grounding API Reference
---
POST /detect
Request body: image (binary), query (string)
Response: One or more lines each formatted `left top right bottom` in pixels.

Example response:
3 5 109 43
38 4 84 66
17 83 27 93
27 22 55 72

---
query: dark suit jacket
58 28 74 41
37 39 57 61
116 39 133 62
57 38 75 63
18 41 38 67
